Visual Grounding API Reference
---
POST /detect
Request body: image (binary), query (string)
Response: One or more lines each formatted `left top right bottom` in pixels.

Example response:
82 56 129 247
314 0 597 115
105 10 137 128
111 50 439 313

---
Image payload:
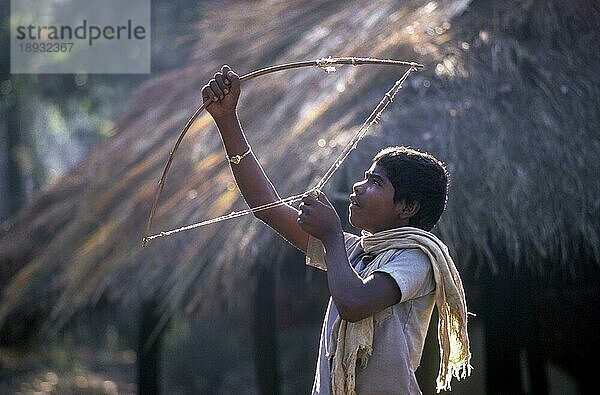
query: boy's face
349 161 409 233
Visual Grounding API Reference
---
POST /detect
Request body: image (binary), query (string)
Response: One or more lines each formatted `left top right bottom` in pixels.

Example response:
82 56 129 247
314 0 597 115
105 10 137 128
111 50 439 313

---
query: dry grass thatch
1 0 599 328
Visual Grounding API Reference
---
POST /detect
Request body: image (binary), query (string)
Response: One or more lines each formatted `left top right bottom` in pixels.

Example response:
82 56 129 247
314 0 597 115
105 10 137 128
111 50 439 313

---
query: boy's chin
348 214 356 226
348 215 364 231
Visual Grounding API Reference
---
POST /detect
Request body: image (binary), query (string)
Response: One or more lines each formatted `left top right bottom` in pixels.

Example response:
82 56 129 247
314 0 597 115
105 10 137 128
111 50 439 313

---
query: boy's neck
365 220 411 234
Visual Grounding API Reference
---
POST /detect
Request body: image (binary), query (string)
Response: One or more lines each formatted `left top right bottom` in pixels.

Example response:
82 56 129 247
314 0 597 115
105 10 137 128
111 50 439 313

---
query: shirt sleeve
374 248 435 303
305 232 360 271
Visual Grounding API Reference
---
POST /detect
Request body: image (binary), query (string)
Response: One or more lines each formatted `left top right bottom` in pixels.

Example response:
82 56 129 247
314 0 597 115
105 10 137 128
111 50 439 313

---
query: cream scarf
306 227 471 393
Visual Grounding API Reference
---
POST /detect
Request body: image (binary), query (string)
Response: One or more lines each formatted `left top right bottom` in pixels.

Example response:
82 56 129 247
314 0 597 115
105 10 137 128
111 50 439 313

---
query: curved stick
142 57 424 246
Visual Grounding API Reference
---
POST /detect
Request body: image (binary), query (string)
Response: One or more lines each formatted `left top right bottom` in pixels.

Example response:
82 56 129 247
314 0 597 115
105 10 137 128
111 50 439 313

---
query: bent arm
295 193 403 323
320 232 401 322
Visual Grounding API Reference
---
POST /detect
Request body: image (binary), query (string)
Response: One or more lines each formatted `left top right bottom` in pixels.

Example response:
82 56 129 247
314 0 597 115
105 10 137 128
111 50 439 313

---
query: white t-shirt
309 232 436 395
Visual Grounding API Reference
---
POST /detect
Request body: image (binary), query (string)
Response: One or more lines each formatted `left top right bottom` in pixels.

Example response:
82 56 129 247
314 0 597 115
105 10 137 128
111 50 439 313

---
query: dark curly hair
373 146 449 231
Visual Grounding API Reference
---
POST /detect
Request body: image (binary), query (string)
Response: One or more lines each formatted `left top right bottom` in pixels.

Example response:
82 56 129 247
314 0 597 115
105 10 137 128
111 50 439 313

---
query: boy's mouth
349 195 361 207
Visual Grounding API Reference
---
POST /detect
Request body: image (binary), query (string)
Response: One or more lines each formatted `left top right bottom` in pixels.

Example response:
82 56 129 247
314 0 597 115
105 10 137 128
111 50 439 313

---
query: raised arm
202 65 309 252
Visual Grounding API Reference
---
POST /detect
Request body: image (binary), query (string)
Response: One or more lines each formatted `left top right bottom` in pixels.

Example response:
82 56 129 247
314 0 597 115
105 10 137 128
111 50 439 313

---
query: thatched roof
1 0 599 328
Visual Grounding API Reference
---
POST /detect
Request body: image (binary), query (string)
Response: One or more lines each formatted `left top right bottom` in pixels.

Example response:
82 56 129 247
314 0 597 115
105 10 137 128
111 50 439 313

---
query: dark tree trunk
520 277 548 395
483 269 550 395
482 271 523 395
253 263 280 395
138 301 164 395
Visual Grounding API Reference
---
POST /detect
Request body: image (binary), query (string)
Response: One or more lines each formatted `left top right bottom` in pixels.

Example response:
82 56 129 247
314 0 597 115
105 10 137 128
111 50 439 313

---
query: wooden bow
142 57 423 246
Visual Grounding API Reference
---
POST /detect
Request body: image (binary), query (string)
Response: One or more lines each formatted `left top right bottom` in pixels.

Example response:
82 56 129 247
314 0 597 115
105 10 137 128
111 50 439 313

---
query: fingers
210 79 224 100
221 64 240 90
298 193 323 224
226 70 240 91
202 83 218 103
316 191 333 207
297 211 306 224
221 65 231 89
202 65 240 104
297 199 311 224
298 201 310 214
301 191 332 208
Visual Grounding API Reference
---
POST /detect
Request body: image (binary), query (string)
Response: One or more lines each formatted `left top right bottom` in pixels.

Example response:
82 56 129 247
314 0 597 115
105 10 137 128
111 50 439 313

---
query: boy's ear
396 200 420 220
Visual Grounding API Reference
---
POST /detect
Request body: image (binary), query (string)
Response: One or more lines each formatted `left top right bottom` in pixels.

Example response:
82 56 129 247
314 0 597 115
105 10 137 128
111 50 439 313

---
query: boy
202 65 470 394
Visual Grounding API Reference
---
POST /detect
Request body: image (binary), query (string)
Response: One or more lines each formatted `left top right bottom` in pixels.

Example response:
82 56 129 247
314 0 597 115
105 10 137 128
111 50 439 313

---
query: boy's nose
352 181 364 193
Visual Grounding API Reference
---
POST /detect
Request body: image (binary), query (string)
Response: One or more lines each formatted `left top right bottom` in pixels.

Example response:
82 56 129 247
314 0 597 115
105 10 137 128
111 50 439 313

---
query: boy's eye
364 174 382 186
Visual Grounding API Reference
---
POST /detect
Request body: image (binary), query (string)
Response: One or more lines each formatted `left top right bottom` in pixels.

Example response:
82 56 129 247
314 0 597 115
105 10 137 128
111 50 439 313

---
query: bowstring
145 66 417 242
314 66 415 190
